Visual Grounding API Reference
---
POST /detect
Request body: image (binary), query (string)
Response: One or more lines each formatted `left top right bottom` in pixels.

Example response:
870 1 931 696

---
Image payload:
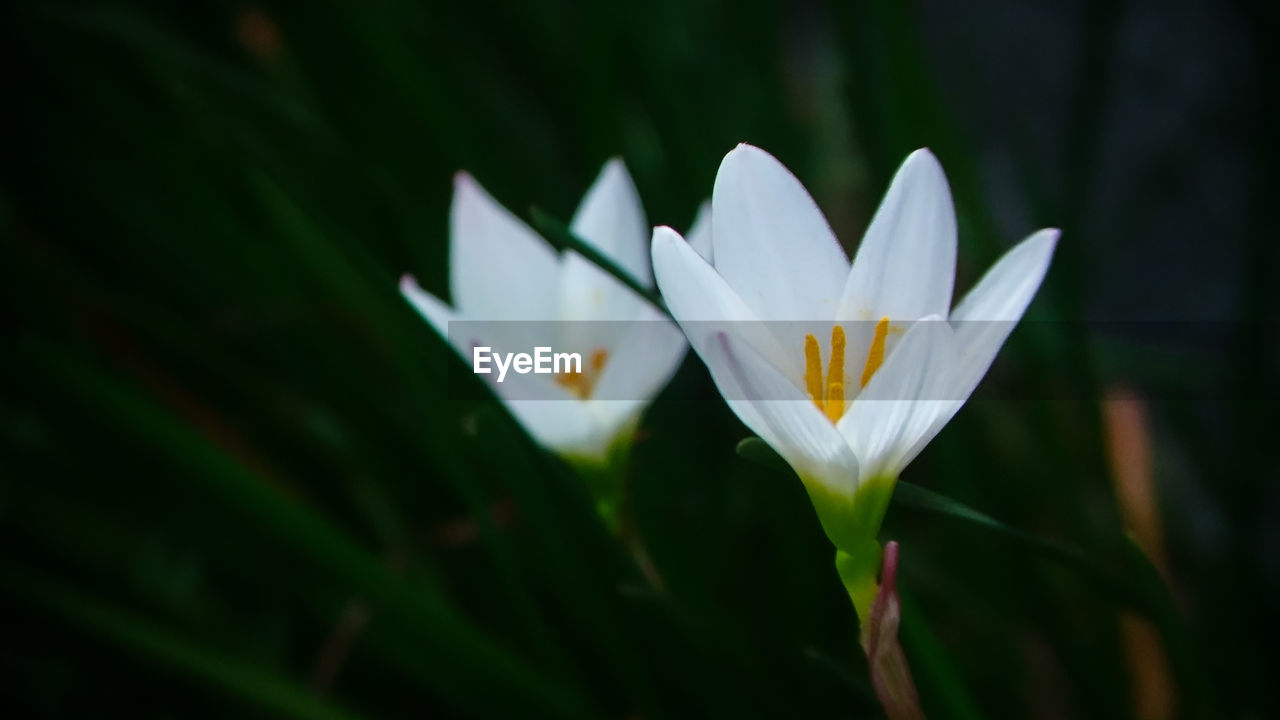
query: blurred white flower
402 160 693 464
652 144 1057 614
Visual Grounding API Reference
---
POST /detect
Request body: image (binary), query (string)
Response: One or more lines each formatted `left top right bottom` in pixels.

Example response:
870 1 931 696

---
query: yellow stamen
554 348 609 399
803 333 824 412
860 316 890 388
588 348 608 374
825 325 846 423
802 327 850 424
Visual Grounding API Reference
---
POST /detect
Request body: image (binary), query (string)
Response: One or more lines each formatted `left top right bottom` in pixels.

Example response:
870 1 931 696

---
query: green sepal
836 542 883 625
737 438 899 619
830 476 897 622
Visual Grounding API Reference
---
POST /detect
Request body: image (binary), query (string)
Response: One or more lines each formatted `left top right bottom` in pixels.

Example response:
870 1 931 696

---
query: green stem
836 541 883 628
568 436 664 590
795 471 898 625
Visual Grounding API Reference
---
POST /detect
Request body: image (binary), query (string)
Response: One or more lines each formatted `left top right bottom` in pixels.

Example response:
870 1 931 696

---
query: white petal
651 226 799 381
583 400 647 455
838 149 957 323
590 307 687 402
707 331 859 499
651 227 753 322
400 270 625 460
558 250 648 352
401 274 611 456
505 399 615 460
711 144 849 322
450 173 561 321
471 346 623 457
400 274 519 386
838 316 958 483
569 159 651 284
400 274 456 339
949 228 1059 401
399 275 524 368
685 200 713 264
560 160 652 349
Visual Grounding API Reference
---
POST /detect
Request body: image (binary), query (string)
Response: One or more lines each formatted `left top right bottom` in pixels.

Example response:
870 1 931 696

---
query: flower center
554 348 609 399
803 317 890 423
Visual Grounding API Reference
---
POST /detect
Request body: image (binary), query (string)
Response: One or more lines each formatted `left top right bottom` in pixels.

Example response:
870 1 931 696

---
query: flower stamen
860 316 890 389
804 334 825 414
555 348 609 399
825 326 846 423
803 326 849 424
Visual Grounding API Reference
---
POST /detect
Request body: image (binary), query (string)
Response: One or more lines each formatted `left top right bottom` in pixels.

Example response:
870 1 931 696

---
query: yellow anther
803 333 824 412
860 316 890 389
825 380 845 424
825 325 846 422
588 348 608 374
554 373 590 399
803 327 850 423
555 347 609 399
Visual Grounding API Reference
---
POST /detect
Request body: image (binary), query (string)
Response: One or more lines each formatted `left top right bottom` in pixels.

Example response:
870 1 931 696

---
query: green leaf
734 437 793 477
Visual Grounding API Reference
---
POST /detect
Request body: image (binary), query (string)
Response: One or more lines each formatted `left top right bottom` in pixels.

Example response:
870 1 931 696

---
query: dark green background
3 1 1276 717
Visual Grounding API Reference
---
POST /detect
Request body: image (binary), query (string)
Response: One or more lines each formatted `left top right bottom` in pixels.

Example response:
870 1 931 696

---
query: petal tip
601 156 629 177
452 171 476 191
724 142 769 165
451 172 489 209
651 225 682 245
901 147 945 178
905 147 937 162
590 157 634 193
398 273 419 292
1023 228 1062 258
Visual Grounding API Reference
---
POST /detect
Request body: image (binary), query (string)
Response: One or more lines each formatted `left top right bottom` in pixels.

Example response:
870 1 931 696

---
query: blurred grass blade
32 344 587 718
1114 538 1214 716
891 483 1089 562
889 482 1134 600
471 406 663 714
3 569 367 720
738 436 1210 710
896 588 984 720
893 477 1210 701
528 207 671 318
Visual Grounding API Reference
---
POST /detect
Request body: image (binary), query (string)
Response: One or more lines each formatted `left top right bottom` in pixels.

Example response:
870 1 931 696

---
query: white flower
651 144 1057 612
401 160 693 463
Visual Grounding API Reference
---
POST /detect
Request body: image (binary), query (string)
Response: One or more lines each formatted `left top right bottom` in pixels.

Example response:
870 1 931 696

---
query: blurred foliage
2 0 1276 718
